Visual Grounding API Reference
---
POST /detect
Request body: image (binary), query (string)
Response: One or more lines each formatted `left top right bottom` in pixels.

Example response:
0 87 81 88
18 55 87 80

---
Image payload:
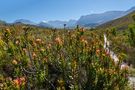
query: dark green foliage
129 27 135 47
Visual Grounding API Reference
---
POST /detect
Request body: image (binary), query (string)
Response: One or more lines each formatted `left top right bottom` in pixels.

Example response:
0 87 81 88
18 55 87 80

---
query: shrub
0 26 129 90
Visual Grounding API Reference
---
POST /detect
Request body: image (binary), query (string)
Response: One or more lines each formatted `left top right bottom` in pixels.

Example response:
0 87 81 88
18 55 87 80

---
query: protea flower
55 37 63 45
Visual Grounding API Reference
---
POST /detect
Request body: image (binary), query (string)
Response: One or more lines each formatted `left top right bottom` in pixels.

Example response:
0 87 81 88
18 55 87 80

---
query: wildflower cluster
0 26 129 90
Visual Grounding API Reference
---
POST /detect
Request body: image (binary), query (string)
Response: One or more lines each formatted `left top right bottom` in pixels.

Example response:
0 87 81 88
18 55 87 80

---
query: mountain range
1 6 135 28
14 19 36 25
97 11 135 30
77 6 135 27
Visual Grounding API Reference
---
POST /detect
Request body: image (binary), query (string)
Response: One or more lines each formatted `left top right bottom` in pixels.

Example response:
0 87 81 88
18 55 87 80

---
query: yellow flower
40 48 45 52
6 28 10 32
71 34 76 38
81 39 88 45
15 40 20 45
72 60 77 70
102 53 106 57
47 43 52 49
0 83 4 88
58 78 64 86
12 60 18 65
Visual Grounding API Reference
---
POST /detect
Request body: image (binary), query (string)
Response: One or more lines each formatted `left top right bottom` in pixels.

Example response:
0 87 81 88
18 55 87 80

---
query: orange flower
81 39 88 45
80 36 88 45
55 37 63 45
13 77 26 86
47 43 52 49
13 78 21 86
32 52 37 58
20 77 26 82
13 79 19 85
43 57 48 63
96 49 100 55
35 38 42 44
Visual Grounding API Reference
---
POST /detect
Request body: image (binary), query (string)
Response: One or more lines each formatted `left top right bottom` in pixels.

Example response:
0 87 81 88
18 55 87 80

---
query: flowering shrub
0 26 129 90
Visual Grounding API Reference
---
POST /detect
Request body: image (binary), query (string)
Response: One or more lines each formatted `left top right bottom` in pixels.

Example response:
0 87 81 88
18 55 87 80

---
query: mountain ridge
97 11 135 30
76 6 135 27
1 6 135 28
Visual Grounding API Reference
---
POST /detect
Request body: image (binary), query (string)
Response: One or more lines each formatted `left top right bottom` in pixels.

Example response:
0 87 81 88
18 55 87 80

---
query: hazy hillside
77 11 124 27
0 20 6 25
14 19 36 25
47 20 77 28
97 11 135 30
38 21 52 28
77 6 135 27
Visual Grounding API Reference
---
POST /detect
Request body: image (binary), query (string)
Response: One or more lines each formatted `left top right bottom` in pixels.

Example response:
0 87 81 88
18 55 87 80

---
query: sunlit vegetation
0 15 135 90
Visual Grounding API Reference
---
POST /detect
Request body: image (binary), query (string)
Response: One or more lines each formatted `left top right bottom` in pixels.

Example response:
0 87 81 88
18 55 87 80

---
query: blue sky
0 0 135 23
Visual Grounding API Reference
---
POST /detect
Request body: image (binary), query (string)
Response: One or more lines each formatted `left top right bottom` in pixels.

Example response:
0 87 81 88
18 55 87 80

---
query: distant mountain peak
97 11 135 30
14 19 36 25
38 21 52 28
125 6 135 14
77 6 135 27
46 20 77 28
42 20 48 23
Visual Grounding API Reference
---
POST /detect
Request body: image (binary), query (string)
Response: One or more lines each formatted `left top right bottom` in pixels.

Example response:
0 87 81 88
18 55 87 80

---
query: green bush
0 26 129 90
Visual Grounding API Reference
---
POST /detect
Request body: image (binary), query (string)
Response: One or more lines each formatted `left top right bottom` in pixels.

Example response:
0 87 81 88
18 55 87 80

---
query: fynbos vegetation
0 24 130 90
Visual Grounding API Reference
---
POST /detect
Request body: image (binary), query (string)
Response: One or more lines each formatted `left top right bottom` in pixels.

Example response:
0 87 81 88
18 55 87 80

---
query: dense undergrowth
0 24 132 90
